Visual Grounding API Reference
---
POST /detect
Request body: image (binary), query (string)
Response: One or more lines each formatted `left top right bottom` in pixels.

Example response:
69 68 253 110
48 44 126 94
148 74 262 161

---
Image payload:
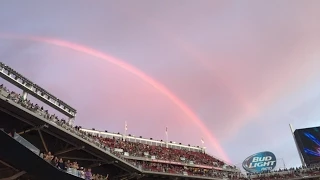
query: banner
242 151 277 173
114 148 123 153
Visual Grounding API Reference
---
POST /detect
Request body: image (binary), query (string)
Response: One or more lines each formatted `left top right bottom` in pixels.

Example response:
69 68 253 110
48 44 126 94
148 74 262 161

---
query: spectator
70 161 79 176
78 167 85 179
65 159 71 170
85 168 92 180
57 158 65 170
44 152 54 162
52 157 59 167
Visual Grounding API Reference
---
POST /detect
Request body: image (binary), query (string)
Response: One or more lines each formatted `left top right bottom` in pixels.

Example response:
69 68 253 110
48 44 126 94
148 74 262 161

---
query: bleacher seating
94 135 226 167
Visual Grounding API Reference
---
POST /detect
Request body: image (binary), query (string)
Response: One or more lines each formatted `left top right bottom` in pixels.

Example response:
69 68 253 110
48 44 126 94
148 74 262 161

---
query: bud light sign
242 151 277 173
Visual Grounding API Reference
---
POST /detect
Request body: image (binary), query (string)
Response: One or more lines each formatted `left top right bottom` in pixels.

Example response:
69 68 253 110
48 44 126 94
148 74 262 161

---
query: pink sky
1 0 320 167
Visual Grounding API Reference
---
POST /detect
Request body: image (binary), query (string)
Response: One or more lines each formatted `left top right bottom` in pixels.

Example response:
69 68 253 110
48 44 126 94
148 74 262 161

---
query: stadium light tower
165 127 168 148
201 138 204 148
0 62 76 124
123 121 128 141
289 124 306 167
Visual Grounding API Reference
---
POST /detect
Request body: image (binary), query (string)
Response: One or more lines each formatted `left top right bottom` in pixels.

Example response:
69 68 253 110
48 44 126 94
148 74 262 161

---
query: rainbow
0 33 230 163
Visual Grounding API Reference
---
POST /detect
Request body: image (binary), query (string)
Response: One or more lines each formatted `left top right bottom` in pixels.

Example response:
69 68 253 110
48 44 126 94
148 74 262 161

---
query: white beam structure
0 62 76 119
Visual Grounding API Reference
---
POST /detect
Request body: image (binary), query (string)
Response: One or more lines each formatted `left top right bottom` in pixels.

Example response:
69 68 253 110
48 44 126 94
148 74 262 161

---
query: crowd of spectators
1 85 108 180
2 84 320 180
247 165 320 179
66 123 242 178
126 159 241 179
41 151 109 180
0 84 239 179
95 135 225 167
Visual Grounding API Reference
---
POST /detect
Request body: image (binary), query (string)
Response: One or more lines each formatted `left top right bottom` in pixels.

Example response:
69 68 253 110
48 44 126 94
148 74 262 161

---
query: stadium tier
0 84 241 180
79 128 234 169
1 63 320 179
3 87 320 180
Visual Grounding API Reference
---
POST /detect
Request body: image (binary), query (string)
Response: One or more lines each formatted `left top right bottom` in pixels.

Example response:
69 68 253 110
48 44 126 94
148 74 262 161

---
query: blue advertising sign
242 151 277 173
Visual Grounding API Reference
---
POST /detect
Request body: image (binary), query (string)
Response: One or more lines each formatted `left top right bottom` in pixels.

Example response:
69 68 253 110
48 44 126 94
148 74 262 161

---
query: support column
68 118 74 126
54 146 84 156
38 130 48 153
18 127 38 135
22 91 28 101
60 157 105 162
0 171 26 180
0 160 16 171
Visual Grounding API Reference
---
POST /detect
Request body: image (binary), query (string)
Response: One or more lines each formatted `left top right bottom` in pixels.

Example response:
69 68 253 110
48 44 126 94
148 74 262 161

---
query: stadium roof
0 62 76 118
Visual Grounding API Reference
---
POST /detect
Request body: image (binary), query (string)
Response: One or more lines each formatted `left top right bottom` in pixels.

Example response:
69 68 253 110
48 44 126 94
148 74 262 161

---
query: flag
201 138 204 144
125 121 128 131
165 127 168 135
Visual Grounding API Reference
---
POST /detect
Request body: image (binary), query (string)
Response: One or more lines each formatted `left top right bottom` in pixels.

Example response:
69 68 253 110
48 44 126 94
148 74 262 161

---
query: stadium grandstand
0 62 320 180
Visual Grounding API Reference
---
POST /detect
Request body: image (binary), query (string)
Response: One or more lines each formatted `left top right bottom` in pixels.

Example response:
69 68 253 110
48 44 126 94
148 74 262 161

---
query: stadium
0 61 320 180
1 1 320 179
